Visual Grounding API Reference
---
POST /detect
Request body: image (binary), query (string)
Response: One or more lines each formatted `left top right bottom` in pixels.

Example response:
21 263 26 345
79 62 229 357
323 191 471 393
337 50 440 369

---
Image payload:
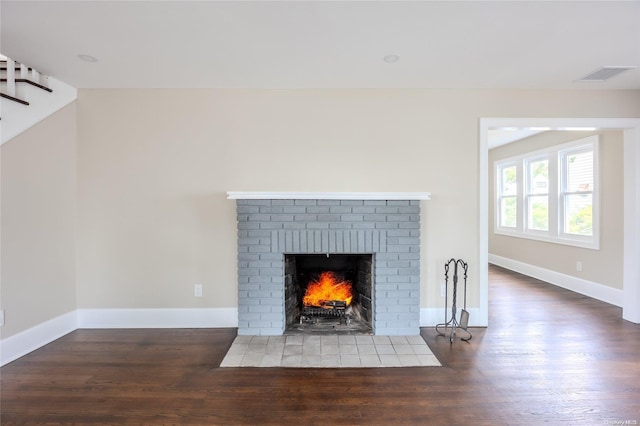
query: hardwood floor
1 265 639 425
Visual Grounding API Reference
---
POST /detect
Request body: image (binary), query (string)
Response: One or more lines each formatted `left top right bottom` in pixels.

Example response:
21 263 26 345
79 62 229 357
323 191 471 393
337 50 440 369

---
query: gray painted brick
236 197 422 335
376 268 398 277
399 222 420 229
248 276 272 283
339 200 364 206
387 230 412 237
260 313 282 321
329 222 354 229
247 214 270 222
375 206 400 214
258 267 282 276
247 230 272 238
397 252 420 260
292 231 300 252
281 206 308 214
398 206 420 214
258 253 283 261
351 206 376 214
238 222 260 230
375 222 399 229
259 297 281 306
259 222 284 230
238 237 262 246
386 214 411 222
328 206 351 214
239 253 261 262
283 222 307 230
388 237 420 245
270 214 294 222
237 199 271 206
306 222 330 229
248 305 272 313
387 245 411 253
248 245 271 253
376 312 400 321
351 222 376 230
259 206 284 214
237 206 260 214
242 312 263 320
306 206 331 214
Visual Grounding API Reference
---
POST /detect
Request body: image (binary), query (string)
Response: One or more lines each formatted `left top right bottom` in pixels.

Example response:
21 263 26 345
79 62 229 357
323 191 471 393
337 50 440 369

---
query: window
497 163 518 228
561 147 594 238
494 135 599 249
526 157 549 232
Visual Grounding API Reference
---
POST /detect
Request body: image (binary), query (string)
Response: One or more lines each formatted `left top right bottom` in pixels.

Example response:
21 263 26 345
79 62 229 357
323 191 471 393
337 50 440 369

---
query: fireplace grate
303 305 346 318
301 300 352 324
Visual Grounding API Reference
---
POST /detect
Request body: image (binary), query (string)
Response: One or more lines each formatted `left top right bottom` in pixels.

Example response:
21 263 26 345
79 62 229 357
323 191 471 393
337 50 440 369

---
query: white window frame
524 154 551 235
496 161 520 231
494 135 600 249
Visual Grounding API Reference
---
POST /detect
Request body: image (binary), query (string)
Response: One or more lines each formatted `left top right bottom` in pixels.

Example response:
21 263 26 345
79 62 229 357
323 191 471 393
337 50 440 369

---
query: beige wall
489 130 624 289
2 89 638 338
1 103 77 338
75 89 640 314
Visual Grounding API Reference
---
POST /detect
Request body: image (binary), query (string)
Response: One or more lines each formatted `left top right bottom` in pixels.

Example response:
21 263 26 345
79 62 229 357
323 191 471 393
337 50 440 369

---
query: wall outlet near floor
576 261 583 272
194 283 203 297
0 309 5 327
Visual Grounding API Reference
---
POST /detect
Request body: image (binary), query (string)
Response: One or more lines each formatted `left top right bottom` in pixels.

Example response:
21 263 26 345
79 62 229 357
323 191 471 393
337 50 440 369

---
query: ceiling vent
578 66 636 82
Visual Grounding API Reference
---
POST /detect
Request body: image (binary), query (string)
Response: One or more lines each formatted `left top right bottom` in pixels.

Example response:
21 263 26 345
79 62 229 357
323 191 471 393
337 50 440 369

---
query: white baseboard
489 254 623 307
421 308 484 328
77 308 239 329
1 308 238 366
0 310 78 366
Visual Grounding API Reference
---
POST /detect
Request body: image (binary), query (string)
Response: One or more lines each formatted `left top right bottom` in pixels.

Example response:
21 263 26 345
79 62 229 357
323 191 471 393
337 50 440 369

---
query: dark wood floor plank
1 265 639 425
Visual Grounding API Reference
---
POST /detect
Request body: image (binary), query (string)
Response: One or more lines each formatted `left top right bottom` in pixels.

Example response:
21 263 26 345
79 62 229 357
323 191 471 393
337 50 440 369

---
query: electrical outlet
194 284 203 297
0 309 5 327
576 261 583 272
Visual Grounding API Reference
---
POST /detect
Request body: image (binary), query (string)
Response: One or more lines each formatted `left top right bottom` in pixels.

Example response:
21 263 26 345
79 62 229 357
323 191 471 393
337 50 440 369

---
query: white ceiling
2 1 639 90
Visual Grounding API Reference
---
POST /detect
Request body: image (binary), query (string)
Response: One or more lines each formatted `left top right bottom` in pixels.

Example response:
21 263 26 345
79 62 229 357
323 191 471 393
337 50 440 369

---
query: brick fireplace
228 192 430 336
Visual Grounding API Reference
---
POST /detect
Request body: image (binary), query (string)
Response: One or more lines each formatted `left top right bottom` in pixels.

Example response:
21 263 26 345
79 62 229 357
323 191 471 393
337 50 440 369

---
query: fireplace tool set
436 258 472 343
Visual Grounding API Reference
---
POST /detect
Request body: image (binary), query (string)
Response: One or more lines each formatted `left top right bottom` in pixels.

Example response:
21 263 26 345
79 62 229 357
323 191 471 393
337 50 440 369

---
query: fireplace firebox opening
284 253 373 335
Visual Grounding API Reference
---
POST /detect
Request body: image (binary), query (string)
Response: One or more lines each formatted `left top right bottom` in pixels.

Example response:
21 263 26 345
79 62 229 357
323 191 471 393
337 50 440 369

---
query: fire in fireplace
285 253 373 334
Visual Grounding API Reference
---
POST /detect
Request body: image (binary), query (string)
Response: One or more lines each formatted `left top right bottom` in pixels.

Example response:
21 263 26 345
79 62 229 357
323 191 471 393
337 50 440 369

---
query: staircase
0 56 77 144
1 58 52 105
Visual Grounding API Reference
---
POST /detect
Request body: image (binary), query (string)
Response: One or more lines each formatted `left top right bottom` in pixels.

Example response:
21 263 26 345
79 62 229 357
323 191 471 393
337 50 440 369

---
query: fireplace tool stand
436 258 472 343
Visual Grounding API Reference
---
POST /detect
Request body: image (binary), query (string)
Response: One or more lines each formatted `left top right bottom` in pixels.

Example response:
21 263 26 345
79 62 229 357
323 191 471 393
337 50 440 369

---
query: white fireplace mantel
227 191 431 200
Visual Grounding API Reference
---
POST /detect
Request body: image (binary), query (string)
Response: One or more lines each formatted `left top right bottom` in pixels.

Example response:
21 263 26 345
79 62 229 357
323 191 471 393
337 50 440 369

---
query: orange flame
302 271 353 308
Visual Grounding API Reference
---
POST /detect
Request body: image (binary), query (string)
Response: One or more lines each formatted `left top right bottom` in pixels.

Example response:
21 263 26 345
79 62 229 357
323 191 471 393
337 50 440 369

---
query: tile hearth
220 335 441 368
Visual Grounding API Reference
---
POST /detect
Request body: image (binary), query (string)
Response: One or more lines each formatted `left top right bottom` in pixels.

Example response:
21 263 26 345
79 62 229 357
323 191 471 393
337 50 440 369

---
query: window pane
501 166 517 196
528 159 548 194
565 194 592 236
500 197 517 227
528 195 548 231
566 151 593 192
